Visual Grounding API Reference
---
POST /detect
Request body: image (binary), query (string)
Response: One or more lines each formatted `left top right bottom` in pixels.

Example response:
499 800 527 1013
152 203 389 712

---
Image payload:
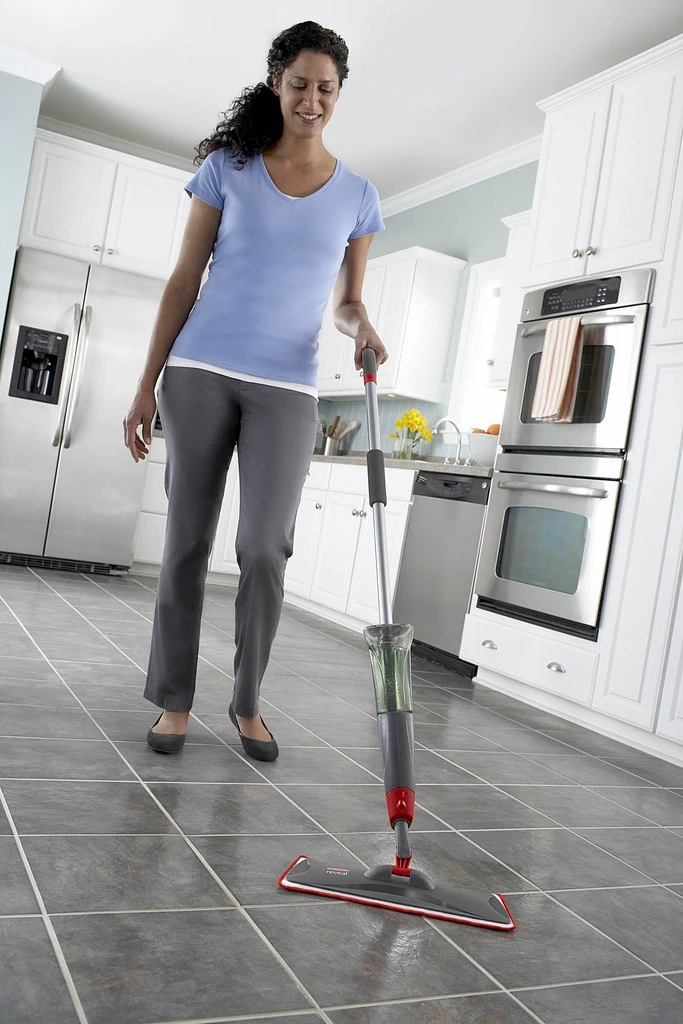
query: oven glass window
497 506 587 594
521 345 615 424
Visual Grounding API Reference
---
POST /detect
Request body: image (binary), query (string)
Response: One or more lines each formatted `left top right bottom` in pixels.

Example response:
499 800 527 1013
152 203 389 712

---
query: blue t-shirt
169 149 384 388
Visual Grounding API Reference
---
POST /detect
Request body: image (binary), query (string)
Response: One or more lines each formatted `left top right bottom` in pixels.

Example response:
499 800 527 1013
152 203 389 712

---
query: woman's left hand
354 327 389 370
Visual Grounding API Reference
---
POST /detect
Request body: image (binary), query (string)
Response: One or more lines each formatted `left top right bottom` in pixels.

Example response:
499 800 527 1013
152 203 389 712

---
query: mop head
278 855 515 930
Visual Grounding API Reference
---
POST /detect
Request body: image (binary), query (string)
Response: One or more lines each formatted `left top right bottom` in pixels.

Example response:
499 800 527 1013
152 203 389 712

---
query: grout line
0 787 89 1024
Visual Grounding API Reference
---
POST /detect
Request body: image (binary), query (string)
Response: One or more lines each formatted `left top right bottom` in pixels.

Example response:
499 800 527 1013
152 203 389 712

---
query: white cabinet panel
527 89 610 285
650 133 683 343
588 56 683 274
490 211 532 388
285 488 326 598
310 491 362 611
316 295 346 392
656 569 683 744
141 461 168 515
346 500 410 622
209 460 240 574
133 511 167 564
19 138 116 261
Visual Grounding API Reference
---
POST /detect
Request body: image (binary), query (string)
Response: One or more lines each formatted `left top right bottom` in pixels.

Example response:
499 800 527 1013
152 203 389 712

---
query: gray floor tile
0 656 59 682
292 717 380 747
0 918 80 1023
340 830 538 894
517 976 683 1024
443 751 573 785
600 755 683 788
0 677 81 708
465 828 652 889
0 737 134 781
51 661 145 686
89 708 220 743
0 803 10 835
525 754 657 787
439 892 651 988
242 746 379 784
280 784 449 834
34 639 132 664
2 780 175 835
193 833 365 905
498 785 652 827
415 724 506 751
459 725 576 755
555 886 683 971
0 703 103 740
417 784 557 830
266 691 371 719
0 626 42 659
199 712 328 747
0 837 38 914
328 994 534 1023
66 683 152 712
342 747 483 784
52 910 310 1023
587 786 683 825
150 782 323 835
666 972 683 990
250 903 493 1004
574 828 683 883
23 834 232 913
115 741 260 783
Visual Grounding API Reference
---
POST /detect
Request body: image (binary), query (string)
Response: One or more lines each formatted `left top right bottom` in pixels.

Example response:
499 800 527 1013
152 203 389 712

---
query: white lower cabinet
309 492 363 611
209 460 240 575
460 612 599 706
285 488 327 598
345 501 410 622
133 512 167 564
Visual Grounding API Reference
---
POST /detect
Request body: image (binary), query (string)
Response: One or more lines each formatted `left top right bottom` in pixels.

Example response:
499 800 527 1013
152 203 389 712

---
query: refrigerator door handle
63 305 92 449
52 302 82 447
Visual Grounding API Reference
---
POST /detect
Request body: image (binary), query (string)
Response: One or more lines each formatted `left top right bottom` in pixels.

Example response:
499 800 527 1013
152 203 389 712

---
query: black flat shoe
146 713 186 755
229 703 279 762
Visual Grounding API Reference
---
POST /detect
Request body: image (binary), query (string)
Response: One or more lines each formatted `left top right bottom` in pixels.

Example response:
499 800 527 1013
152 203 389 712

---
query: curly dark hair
195 21 349 167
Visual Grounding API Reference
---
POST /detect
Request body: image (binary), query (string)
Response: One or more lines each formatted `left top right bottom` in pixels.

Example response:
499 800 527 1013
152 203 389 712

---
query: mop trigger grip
361 346 378 384
386 787 415 828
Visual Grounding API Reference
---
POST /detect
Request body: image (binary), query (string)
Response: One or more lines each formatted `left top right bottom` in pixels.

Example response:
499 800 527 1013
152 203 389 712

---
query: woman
123 21 387 761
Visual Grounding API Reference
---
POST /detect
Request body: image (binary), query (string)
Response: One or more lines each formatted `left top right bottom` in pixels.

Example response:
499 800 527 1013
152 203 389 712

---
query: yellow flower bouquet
390 408 433 460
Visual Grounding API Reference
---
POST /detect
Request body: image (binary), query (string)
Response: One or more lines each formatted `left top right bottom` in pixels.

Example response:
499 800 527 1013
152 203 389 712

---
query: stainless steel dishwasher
393 471 490 673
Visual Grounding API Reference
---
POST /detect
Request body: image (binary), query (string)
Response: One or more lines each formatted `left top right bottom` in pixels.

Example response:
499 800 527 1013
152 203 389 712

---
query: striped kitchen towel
530 315 584 422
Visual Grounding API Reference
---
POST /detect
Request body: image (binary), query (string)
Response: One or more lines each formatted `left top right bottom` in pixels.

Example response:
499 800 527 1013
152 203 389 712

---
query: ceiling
3 0 683 199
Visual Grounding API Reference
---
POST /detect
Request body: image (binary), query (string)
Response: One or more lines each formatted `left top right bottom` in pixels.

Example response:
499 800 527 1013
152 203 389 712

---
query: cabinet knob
106 248 115 255
571 249 584 258
359 510 367 518
481 639 497 650
315 502 322 510
486 359 494 366
584 245 596 256
93 245 101 252
334 373 341 379
547 661 566 673
352 508 359 516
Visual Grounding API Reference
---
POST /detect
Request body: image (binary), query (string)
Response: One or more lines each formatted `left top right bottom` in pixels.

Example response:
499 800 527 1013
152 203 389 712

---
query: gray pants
144 366 318 717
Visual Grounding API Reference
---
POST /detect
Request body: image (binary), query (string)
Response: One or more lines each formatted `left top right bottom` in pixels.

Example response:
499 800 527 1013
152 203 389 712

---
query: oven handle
497 480 609 499
520 314 636 337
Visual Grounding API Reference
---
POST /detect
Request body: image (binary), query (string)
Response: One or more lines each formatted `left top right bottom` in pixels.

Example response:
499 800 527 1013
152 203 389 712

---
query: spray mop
278 349 515 931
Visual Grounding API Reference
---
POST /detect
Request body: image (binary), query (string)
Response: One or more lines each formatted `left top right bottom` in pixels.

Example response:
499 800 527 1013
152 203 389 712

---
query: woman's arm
123 196 222 462
332 234 389 370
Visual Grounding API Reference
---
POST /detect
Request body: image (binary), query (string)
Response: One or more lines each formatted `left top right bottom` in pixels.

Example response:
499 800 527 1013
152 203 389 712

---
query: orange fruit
471 428 486 434
486 424 501 435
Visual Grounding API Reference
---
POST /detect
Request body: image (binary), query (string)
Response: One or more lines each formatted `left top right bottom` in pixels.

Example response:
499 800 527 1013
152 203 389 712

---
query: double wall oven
474 269 654 640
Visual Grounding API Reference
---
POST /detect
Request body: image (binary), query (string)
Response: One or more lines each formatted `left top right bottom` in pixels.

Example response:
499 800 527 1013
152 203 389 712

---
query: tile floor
1 564 683 1023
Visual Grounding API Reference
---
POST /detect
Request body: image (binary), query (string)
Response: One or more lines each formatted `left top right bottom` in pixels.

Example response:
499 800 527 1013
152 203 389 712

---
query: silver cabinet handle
92 245 101 252
315 502 322 510
584 245 596 256
481 639 498 650
497 480 608 499
62 305 92 449
52 303 81 446
106 248 115 255
547 661 566 673
521 314 635 337
572 248 583 258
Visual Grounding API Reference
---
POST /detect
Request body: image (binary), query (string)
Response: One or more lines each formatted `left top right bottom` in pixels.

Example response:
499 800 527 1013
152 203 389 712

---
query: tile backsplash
317 397 468 459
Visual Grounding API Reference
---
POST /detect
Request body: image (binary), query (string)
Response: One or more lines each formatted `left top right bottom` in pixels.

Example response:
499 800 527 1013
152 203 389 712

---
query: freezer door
45 264 164 564
0 248 88 555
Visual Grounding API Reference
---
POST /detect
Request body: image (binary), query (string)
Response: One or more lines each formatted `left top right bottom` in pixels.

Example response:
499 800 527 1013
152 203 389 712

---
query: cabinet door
656 566 683 744
103 162 190 279
209 460 240 574
646 131 683 344
346 500 411 623
133 512 167 564
588 55 683 275
285 488 326 598
317 296 345 394
490 213 532 388
337 264 387 393
592 344 683 729
372 261 414 391
310 491 362 611
19 137 115 262
527 88 611 285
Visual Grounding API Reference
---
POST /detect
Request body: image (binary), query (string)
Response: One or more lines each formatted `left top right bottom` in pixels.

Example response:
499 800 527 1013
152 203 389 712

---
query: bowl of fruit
468 424 500 467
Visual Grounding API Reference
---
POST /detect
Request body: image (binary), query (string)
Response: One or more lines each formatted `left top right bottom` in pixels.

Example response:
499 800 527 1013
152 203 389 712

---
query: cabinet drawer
141 461 167 514
329 462 414 501
461 613 598 706
305 461 332 490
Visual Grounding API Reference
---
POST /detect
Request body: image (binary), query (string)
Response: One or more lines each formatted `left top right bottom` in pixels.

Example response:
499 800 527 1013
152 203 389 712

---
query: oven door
501 303 649 452
474 470 621 638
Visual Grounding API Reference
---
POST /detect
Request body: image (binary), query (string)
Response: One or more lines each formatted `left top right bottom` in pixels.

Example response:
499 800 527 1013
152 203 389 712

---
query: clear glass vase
363 624 415 714
395 435 418 460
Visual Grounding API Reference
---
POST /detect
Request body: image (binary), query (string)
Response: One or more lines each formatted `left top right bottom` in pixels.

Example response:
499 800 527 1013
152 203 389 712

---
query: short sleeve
349 179 384 239
184 149 225 210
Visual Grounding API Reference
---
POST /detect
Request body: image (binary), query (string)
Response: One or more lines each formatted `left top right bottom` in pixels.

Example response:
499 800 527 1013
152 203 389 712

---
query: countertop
311 452 493 478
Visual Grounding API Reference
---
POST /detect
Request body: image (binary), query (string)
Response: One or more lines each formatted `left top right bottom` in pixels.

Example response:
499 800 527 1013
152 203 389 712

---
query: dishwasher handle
414 473 490 505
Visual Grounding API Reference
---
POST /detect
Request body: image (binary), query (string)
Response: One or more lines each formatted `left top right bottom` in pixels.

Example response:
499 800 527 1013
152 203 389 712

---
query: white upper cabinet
318 247 465 403
650 128 683 343
19 131 190 280
489 210 532 388
528 49 683 285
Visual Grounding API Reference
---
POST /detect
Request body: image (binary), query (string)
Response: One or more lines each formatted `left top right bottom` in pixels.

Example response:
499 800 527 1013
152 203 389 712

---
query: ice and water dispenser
9 326 68 405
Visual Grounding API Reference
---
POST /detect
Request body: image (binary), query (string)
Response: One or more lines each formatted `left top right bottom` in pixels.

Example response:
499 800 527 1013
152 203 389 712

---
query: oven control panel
541 276 621 316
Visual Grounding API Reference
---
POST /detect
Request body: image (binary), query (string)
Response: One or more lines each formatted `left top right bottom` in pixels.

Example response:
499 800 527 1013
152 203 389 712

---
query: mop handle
362 348 393 626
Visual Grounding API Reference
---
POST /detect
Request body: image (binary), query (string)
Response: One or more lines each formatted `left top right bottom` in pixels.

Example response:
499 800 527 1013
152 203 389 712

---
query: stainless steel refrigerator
0 247 164 569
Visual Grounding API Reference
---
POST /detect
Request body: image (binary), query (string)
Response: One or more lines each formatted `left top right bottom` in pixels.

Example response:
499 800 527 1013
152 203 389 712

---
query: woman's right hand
123 386 156 463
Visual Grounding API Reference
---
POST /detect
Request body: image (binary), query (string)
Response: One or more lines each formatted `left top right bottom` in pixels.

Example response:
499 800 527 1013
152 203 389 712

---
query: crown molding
539 32 683 112
501 209 532 229
380 135 542 218
0 45 60 90
37 117 195 172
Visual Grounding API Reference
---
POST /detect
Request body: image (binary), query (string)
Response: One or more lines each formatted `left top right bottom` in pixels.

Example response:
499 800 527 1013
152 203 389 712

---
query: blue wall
319 161 538 455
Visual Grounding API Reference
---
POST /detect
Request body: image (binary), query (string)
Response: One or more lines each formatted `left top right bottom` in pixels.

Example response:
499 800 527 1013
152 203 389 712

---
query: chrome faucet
432 418 464 465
